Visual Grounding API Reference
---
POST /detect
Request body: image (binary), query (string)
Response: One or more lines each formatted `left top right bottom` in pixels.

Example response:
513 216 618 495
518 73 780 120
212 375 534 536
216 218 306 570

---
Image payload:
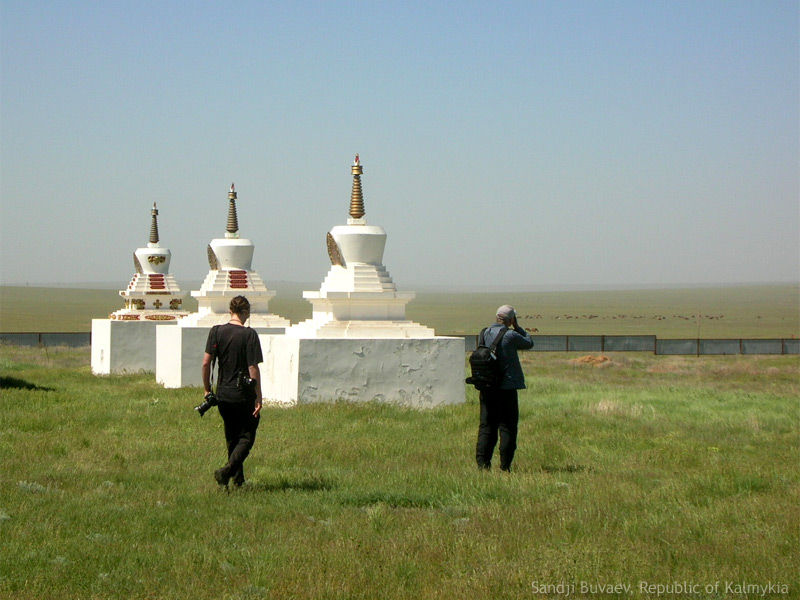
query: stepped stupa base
92 318 180 375
109 310 187 322
258 334 465 408
290 318 434 339
177 309 288 328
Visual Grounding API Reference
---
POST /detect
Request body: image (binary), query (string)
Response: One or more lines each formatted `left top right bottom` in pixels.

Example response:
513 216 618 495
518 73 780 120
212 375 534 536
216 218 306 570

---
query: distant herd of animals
519 313 728 321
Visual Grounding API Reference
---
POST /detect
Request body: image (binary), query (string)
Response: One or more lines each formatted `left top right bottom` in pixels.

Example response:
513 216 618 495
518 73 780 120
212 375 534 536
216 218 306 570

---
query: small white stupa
91 204 188 374
113 203 188 321
156 184 289 388
259 155 464 407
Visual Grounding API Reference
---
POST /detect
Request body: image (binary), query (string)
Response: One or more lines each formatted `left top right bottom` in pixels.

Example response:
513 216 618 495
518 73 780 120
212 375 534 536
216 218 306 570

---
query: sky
1 1 798 290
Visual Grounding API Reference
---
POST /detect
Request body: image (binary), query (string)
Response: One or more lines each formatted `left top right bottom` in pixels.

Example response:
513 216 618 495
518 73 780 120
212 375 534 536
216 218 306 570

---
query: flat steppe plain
1 283 798 337
0 345 797 599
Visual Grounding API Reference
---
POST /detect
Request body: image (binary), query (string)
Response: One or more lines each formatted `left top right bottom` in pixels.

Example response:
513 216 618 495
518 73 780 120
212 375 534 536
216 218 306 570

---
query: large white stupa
259 156 464 407
91 204 188 374
292 154 433 338
156 184 289 388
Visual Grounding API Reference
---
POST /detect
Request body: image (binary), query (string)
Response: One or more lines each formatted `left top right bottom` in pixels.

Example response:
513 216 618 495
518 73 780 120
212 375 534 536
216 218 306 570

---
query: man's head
496 304 516 325
229 295 251 320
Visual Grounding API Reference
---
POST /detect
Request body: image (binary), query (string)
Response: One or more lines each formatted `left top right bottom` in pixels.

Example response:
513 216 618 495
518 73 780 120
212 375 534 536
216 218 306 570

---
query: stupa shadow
0 376 55 392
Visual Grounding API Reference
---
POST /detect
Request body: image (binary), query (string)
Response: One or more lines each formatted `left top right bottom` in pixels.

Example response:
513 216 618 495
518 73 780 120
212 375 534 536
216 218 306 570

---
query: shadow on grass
243 475 336 494
0 376 55 391
339 491 441 509
540 464 591 474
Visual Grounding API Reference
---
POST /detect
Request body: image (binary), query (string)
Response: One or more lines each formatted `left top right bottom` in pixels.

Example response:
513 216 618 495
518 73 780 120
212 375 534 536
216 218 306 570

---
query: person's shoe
214 466 231 487
232 467 245 487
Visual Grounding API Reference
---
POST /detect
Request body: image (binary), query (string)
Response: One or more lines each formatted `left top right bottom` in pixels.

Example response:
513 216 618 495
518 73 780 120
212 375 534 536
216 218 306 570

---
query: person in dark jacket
475 304 533 472
202 296 263 488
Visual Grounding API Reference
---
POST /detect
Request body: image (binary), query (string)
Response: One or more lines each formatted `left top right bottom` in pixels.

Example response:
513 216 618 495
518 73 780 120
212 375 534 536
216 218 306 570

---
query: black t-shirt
205 324 263 402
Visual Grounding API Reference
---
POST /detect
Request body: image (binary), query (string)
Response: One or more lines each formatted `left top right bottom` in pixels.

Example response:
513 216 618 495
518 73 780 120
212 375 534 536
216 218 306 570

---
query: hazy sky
1 1 797 289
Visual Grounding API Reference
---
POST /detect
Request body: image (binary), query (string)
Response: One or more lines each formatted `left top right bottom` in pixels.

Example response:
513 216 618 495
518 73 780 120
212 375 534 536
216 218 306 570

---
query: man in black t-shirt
202 296 263 488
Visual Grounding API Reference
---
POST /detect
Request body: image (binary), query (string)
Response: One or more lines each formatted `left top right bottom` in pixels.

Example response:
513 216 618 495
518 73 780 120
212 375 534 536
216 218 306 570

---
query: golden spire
349 154 365 220
226 183 239 237
149 203 160 244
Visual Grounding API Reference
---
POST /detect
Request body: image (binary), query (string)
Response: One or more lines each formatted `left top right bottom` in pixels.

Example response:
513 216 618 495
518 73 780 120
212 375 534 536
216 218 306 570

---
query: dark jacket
481 323 534 389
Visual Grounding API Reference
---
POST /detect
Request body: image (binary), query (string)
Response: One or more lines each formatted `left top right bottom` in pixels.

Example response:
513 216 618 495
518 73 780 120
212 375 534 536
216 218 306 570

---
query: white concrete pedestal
259 335 465 408
91 319 178 374
156 324 286 388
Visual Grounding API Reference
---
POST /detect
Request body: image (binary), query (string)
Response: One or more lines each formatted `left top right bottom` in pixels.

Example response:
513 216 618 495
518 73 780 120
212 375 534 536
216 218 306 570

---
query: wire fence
1 332 798 356
0 332 92 347
469 334 798 355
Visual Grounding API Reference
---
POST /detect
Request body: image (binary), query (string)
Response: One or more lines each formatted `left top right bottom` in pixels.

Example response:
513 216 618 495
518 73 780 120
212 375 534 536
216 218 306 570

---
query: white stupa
259 155 464 407
156 184 289 388
91 204 187 374
178 184 288 328
292 154 434 338
112 203 188 321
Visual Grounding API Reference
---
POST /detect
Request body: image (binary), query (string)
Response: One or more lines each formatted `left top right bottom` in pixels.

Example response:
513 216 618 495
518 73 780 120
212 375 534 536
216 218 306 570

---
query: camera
237 371 257 401
194 391 218 417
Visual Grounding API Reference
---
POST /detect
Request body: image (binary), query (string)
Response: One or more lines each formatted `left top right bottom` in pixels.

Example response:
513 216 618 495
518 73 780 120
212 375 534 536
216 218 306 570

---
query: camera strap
209 325 220 392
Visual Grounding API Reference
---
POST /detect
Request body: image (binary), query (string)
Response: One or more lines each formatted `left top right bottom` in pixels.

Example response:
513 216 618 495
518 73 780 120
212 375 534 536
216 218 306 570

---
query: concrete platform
156 324 286 388
91 319 178 375
258 335 465 408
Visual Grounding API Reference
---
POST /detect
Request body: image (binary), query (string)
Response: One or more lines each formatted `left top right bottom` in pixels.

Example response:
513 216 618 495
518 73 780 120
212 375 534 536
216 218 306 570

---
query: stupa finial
149 202 160 244
226 183 239 238
349 154 365 220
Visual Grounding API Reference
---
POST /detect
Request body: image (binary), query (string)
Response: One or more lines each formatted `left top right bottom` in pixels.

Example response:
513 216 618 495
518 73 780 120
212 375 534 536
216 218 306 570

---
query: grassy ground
2 283 798 337
1 345 797 599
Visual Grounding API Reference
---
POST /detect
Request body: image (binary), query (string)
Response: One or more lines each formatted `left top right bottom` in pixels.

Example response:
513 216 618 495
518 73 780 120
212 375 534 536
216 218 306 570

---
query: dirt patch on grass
570 355 612 367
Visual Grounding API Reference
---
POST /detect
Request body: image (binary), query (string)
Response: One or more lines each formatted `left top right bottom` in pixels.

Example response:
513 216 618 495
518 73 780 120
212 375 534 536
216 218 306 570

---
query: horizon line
1 280 798 294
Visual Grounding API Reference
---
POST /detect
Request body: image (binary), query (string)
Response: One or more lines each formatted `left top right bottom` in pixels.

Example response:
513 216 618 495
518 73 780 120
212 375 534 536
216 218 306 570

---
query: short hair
229 295 250 316
496 305 515 320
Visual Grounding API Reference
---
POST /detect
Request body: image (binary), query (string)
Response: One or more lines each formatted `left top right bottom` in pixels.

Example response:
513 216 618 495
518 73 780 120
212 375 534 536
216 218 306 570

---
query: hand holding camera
195 391 218 417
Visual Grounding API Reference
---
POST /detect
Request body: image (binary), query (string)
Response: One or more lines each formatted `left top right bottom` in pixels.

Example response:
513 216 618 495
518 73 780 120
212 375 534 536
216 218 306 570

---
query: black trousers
217 401 260 484
476 389 519 471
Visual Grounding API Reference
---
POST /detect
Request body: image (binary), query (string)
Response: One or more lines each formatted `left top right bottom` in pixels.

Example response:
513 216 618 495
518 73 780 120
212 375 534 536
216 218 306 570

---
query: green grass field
1 283 798 337
1 345 797 599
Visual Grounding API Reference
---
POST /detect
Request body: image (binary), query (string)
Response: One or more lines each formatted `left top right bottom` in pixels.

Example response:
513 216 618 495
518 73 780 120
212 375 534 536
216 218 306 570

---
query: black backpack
465 326 508 390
